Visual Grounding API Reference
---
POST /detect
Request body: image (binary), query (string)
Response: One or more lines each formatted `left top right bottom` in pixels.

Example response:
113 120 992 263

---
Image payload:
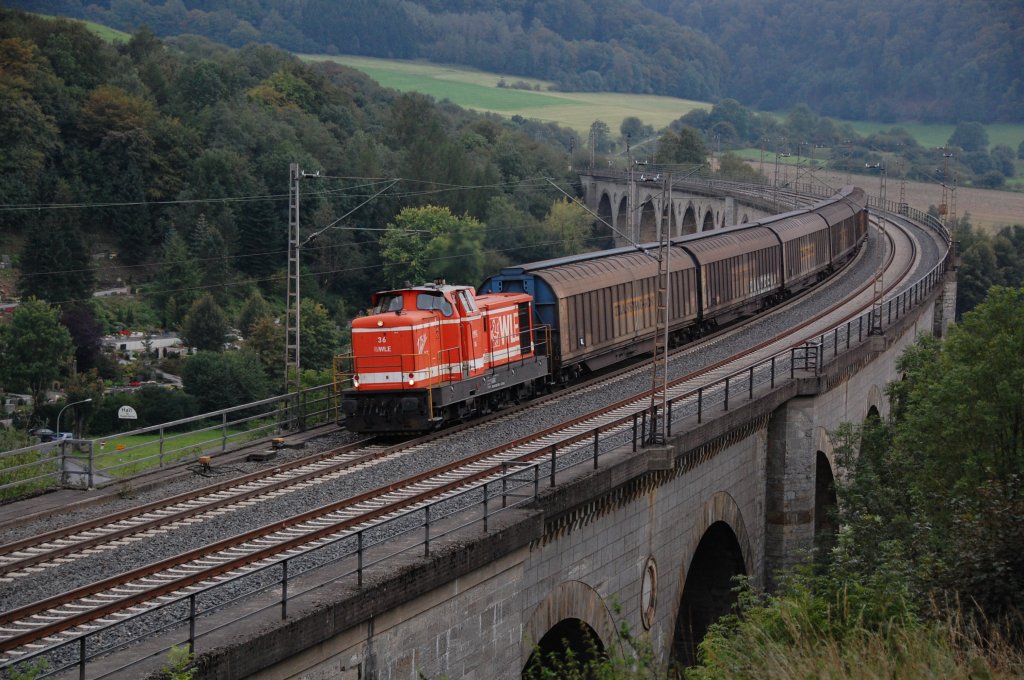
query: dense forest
0 8 596 423
9 0 1023 123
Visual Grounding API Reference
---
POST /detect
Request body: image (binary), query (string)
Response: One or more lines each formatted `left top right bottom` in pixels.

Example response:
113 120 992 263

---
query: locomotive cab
341 282 549 434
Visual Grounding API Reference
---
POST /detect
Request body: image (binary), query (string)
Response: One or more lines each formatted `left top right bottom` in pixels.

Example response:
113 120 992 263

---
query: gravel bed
1 220 941 672
889 214 945 296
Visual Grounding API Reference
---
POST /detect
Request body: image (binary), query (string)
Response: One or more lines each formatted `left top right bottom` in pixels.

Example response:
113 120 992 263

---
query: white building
104 332 189 359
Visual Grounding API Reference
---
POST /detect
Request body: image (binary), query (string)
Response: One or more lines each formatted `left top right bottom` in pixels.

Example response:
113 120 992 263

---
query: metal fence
0 383 339 499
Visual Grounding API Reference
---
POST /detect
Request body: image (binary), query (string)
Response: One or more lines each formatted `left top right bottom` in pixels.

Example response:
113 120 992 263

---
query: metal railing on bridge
0 384 338 500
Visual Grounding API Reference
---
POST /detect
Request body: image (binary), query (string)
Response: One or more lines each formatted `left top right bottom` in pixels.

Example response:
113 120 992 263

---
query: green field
94 426 262 475
0 425 266 500
312 54 1024 154
841 120 1024 151
34 13 130 42
305 54 708 137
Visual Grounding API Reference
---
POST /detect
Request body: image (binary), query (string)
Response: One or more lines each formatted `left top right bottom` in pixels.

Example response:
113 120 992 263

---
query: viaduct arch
580 173 774 245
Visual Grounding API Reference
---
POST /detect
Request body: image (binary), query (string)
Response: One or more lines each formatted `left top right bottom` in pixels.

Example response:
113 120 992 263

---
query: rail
1 208 953 679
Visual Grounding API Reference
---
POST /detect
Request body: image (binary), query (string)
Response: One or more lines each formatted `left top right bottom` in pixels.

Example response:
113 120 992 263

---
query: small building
104 332 189 360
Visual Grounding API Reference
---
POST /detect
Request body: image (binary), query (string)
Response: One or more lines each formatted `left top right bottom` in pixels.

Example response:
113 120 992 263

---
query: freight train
339 186 868 434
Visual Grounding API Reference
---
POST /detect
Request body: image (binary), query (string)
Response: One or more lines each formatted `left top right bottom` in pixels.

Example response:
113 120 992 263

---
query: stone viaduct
186 183 956 680
579 171 777 245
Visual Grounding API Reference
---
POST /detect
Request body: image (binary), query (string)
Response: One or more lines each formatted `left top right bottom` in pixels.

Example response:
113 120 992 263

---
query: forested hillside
0 8 595 391
9 0 1023 123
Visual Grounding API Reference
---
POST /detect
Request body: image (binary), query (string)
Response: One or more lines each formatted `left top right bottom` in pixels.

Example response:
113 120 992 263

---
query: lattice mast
284 163 302 394
869 165 887 335
647 173 671 444
897 158 907 214
939 149 953 221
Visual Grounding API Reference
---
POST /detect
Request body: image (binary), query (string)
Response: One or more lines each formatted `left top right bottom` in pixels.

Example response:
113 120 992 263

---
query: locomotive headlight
352 374 360 387
408 373 415 386
377 320 384 327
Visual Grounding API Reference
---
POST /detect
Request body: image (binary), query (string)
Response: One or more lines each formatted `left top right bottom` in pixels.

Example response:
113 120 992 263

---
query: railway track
0 218 882 583
0 215 936 672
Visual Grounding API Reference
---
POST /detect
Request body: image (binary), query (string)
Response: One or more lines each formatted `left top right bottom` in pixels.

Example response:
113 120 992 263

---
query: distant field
304 54 707 136
731 150 1024 232
841 120 1024 152
311 55 1024 153
35 13 130 42
316 55 1024 229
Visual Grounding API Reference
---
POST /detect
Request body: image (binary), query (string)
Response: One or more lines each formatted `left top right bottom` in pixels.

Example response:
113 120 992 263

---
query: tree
180 350 271 413
134 384 196 426
483 194 543 268
948 121 988 153
153 229 201 329
957 239 1000 317
897 287 1024 494
708 98 754 142
61 304 104 373
299 298 340 372
61 368 104 437
717 152 763 182
888 287 1024 625
693 288 1024 678
0 298 73 420
993 226 1024 288
588 120 611 153
244 316 284 382
990 144 1016 177
0 37 62 223
784 103 818 142
188 214 231 303
77 86 157 265
655 126 707 164
180 294 228 352
538 199 592 259
976 170 1005 189
237 291 273 337
379 205 486 288
16 182 94 305
619 116 653 144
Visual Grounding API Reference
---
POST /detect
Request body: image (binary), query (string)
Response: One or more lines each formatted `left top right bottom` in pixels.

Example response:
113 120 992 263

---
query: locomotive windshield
373 294 404 313
416 292 454 317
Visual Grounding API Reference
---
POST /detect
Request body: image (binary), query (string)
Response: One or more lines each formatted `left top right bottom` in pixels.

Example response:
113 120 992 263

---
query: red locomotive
340 282 550 433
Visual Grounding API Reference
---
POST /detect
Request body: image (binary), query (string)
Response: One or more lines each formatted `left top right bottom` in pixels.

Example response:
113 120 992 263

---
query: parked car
29 428 72 442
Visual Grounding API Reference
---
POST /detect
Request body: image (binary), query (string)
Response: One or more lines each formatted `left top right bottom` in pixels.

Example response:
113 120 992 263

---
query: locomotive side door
457 289 483 377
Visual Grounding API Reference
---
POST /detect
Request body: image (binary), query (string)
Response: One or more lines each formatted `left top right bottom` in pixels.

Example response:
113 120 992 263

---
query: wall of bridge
194 274 955 680
581 174 775 245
